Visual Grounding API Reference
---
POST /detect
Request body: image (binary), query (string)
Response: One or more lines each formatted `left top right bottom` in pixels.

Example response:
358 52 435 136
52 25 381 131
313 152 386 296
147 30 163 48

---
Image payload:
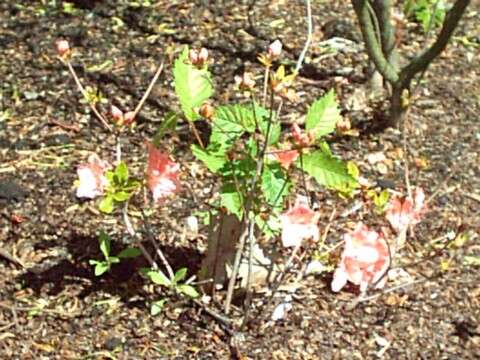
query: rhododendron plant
146 143 181 203
331 223 390 292
280 196 320 247
386 187 426 234
76 154 110 199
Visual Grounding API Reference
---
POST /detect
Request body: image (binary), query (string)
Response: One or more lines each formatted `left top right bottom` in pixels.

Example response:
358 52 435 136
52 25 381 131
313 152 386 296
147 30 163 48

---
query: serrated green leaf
177 284 199 298
147 270 171 287
151 299 167 316
173 46 213 121
300 150 357 190
305 89 342 139
117 247 141 258
99 231 111 259
191 144 227 173
99 195 114 214
220 183 243 219
173 268 188 283
94 262 110 276
210 104 254 145
261 163 289 207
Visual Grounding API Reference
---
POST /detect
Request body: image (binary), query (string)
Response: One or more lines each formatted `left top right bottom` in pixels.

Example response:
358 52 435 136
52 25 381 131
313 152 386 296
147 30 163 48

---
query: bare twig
65 62 112 131
132 60 165 119
295 0 313 73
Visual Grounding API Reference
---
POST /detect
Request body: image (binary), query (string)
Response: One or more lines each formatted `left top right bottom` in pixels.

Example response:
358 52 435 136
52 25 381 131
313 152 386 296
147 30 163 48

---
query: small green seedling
99 162 141 214
142 267 199 315
89 231 141 276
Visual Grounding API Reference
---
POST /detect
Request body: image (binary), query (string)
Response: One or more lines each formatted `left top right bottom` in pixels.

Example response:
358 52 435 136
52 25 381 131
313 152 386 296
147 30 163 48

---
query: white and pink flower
331 223 390 292
280 196 320 247
146 142 181 203
386 187 426 234
76 154 110 199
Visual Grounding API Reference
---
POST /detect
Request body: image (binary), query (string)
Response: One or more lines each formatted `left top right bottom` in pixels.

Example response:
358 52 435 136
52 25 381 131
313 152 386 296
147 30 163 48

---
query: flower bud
199 102 215 119
189 48 209 68
235 72 256 91
267 40 282 59
56 39 71 59
111 105 123 123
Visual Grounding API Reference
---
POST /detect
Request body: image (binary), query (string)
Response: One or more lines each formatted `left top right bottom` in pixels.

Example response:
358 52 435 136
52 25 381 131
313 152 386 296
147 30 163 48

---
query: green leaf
220 183 243 219
300 150 357 190
99 195 114 214
191 144 228 173
173 268 188 283
117 247 141 258
94 262 110 276
147 270 171 287
261 163 289 208
305 89 342 139
114 162 128 184
173 46 213 121
151 299 167 316
99 231 111 259
112 191 130 202
153 111 178 145
177 284 199 298
210 104 253 145
108 256 120 264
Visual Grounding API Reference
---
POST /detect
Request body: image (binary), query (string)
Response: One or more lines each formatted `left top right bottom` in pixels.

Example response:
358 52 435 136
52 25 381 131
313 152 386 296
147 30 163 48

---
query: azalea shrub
173 43 357 241
57 34 431 317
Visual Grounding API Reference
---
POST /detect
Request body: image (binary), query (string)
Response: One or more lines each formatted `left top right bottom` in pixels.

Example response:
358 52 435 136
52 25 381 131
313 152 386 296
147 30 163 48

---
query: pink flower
267 40 282 59
56 39 70 59
273 148 299 169
386 187 426 234
146 142 181 203
76 154 109 199
331 223 390 292
280 196 320 247
189 48 209 67
291 123 314 148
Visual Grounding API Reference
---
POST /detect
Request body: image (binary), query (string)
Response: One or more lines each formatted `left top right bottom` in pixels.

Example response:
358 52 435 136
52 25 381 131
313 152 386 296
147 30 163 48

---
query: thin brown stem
65 61 112 131
132 60 165 119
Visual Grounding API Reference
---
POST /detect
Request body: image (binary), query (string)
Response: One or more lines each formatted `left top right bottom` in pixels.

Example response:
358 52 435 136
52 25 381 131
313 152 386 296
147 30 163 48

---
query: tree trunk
389 85 407 128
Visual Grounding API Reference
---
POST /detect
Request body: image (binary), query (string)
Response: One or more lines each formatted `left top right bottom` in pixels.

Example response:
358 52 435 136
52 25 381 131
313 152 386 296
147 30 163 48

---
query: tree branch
351 0 399 84
399 0 471 88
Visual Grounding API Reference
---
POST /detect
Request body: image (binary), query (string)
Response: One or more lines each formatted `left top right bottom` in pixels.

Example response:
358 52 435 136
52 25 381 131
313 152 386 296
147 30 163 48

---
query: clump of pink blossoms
76 154 110 199
280 196 320 247
331 223 390 292
386 187 427 234
146 142 181 203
